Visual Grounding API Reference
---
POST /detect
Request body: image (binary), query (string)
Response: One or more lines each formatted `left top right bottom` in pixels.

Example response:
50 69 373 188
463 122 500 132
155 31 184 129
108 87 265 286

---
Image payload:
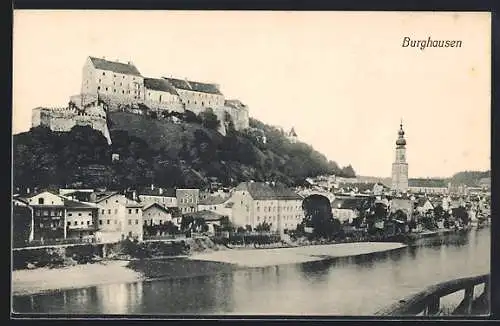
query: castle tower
391 120 408 193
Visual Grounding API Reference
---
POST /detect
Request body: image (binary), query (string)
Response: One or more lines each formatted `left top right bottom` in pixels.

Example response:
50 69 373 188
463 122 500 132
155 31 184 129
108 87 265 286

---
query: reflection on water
13 228 490 315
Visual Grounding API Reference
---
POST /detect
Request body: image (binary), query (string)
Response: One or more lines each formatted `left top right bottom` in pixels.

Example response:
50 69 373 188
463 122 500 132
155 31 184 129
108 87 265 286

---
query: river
13 227 490 315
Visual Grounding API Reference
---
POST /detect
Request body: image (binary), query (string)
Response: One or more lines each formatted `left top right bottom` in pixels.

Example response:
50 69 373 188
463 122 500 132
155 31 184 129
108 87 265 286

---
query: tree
341 165 356 178
391 209 408 222
452 206 469 225
183 110 201 124
255 221 272 232
180 215 194 231
433 205 444 220
302 194 340 239
199 109 220 130
245 224 252 232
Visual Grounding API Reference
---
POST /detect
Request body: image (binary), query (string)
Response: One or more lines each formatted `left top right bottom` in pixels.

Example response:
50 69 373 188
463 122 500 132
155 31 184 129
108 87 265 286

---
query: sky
13 10 491 178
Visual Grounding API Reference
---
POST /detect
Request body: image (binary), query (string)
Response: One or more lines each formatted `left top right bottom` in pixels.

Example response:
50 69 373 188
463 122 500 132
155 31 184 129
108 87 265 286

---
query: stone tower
391 120 409 193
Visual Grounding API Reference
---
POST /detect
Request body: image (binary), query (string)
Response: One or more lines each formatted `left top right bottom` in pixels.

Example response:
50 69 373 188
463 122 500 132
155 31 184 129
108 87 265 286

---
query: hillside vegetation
13 112 354 191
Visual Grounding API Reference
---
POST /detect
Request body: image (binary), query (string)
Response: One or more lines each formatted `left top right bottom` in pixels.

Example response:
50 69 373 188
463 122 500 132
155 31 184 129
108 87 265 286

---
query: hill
448 170 490 187
13 112 354 191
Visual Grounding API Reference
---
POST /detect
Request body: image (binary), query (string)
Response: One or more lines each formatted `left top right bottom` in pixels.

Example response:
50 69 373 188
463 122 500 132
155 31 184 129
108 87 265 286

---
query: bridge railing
376 274 490 316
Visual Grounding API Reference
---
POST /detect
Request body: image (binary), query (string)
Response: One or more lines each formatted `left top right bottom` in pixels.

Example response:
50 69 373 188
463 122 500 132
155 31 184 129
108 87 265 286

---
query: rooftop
184 210 225 221
163 77 222 95
235 182 302 200
144 77 179 95
198 195 229 205
89 57 142 77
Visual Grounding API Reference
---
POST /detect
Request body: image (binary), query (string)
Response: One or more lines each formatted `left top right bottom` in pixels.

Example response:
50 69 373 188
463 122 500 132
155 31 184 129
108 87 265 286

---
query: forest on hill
13 111 355 191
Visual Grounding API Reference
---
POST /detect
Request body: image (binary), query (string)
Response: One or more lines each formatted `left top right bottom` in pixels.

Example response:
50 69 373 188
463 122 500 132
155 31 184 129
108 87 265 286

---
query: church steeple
396 120 406 147
391 119 409 193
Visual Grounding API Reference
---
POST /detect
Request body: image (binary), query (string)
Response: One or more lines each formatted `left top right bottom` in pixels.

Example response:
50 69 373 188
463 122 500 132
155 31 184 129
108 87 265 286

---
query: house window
128 209 132 214
78 213 82 216
135 220 139 225
106 87 108 91
68 213 73 217
74 221 78 226
108 209 111 214
81 221 84 225
122 90 125 94
128 220 132 225
114 89 116 93
38 198 44 205
101 209 105 214
99 220 103 225
67 221 71 226
88 213 92 216
98 86 101 90
87 221 90 225
136 209 139 214
103 72 105 76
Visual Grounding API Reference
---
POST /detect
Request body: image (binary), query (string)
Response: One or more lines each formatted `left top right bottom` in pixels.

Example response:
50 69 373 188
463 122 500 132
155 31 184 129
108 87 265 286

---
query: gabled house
92 192 144 242
138 187 177 208
142 202 174 226
331 197 363 223
15 190 99 242
414 197 434 215
198 195 233 220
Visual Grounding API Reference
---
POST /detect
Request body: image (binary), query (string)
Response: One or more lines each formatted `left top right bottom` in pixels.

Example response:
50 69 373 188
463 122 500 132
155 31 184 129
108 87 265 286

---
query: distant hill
13 111 355 190
448 170 490 187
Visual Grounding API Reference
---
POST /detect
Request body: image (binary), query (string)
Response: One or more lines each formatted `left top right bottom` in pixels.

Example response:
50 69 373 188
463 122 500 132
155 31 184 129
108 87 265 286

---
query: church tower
391 120 409 193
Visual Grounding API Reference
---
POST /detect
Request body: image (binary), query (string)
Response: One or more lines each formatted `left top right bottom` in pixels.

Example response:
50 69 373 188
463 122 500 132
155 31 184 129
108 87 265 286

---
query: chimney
26 187 30 194
151 184 154 191
133 190 137 201
159 188 164 195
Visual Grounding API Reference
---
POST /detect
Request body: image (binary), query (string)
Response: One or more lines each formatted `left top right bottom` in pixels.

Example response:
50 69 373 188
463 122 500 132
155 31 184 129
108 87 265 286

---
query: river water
13 228 490 315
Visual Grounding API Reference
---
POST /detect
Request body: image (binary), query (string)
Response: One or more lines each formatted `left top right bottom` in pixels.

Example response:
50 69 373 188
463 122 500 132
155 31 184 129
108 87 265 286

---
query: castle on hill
32 56 250 142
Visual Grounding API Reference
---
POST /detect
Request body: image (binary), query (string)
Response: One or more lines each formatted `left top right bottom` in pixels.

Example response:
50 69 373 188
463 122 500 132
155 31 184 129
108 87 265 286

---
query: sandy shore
189 242 407 267
12 260 143 296
13 242 406 296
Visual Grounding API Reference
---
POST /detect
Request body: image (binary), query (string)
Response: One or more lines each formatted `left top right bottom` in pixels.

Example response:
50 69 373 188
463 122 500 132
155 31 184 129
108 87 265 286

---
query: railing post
426 296 440 315
463 286 474 314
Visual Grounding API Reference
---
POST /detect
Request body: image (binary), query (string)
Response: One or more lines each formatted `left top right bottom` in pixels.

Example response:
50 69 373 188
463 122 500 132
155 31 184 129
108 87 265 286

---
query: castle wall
224 105 249 131
177 89 225 115
31 104 112 145
93 67 145 102
144 89 185 113
31 108 42 127
81 57 98 96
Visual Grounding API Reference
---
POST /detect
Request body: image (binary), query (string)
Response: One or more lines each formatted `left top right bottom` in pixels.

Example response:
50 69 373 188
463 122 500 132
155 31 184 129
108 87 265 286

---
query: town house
230 182 304 234
197 195 233 220
92 192 144 242
138 187 177 208
22 191 67 241
331 197 364 223
176 189 199 214
142 203 173 226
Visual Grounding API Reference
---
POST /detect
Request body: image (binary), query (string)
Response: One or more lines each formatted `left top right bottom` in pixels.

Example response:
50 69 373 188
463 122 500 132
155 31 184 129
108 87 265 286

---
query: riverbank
13 241 407 296
12 260 143 296
190 242 407 267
